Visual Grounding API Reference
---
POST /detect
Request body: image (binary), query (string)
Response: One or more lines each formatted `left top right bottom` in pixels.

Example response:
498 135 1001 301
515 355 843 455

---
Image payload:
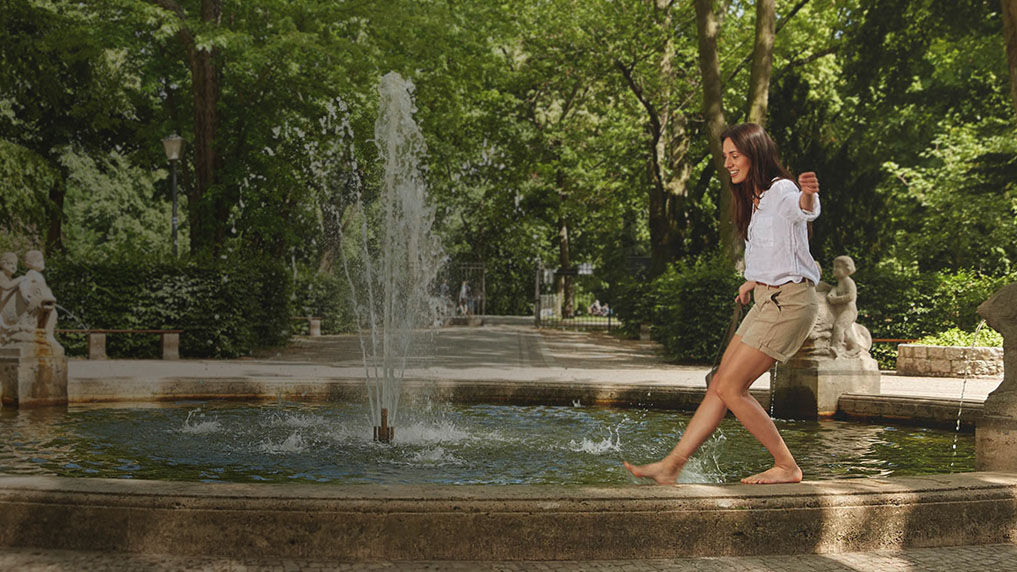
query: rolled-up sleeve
774 179 820 222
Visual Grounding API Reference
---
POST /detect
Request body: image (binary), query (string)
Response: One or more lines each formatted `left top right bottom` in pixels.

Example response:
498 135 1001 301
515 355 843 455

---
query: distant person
625 123 821 485
458 281 470 316
600 303 610 317
588 299 602 316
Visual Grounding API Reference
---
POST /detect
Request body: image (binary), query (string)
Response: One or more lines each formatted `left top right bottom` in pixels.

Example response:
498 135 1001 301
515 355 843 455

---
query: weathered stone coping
0 473 1014 559
67 377 987 430
68 377 774 411
897 344 1003 378
838 393 983 430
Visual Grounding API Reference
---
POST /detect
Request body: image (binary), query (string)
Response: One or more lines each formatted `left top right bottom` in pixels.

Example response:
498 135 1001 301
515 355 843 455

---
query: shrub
47 256 292 358
918 326 1003 347
650 253 743 363
609 271 658 339
854 261 1015 367
290 268 357 334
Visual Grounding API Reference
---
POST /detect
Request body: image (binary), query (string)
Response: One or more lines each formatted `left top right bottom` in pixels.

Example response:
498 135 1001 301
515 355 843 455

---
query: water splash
259 433 308 454
55 304 89 330
569 426 622 454
179 409 222 434
951 320 987 467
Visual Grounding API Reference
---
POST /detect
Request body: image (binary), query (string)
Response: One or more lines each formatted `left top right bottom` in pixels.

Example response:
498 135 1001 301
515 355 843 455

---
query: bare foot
740 464 803 484
623 459 684 485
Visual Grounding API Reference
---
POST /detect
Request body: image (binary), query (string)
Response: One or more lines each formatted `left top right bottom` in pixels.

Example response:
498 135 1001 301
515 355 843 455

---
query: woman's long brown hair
721 123 796 242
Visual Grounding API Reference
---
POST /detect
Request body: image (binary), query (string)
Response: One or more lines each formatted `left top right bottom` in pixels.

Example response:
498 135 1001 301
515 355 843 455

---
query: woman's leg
710 341 802 484
624 335 747 484
625 335 802 485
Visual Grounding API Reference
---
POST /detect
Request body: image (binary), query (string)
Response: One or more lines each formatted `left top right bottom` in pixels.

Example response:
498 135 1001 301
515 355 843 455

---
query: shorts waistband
755 279 815 289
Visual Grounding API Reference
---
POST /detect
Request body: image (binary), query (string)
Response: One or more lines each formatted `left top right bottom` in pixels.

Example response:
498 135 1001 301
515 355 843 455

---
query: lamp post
162 134 184 256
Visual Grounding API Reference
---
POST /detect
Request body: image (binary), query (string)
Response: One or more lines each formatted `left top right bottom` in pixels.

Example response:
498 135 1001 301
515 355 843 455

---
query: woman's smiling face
722 138 751 185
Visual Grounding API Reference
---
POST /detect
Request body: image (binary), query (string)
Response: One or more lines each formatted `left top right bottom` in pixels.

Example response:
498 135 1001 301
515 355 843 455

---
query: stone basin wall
896 344 1003 377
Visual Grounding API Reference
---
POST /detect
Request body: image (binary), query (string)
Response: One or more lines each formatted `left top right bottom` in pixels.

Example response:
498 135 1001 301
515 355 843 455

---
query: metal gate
439 263 485 321
533 262 614 331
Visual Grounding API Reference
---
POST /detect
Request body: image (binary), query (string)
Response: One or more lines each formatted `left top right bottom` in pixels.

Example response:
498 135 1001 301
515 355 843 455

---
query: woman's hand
735 281 756 305
798 171 819 212
798 171 820 195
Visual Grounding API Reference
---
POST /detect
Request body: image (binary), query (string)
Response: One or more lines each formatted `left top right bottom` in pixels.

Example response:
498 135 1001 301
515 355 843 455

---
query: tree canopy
2 0 1015 316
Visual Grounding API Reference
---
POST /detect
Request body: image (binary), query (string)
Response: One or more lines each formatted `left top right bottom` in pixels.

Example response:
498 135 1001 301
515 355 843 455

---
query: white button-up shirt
744 178 821 285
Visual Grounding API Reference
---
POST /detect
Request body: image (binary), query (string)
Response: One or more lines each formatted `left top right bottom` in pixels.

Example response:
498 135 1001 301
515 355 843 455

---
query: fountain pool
1 401 974 485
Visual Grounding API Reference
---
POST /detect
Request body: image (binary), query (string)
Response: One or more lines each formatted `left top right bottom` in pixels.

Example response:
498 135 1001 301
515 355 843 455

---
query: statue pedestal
0 331 68 408
975 283 1017 471
977 402 1017 472
772 355 880 419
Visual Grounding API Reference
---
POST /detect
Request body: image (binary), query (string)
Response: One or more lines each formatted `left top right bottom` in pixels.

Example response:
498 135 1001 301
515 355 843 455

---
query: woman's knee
709 374 748 404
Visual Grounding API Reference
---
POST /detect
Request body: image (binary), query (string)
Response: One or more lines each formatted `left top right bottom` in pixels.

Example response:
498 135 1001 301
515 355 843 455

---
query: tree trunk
618 1 694 277
557 171 574 318
693 0 734 262
44 172 65 253
1004 0 1017 118
189 0 223 255
746 0 777 125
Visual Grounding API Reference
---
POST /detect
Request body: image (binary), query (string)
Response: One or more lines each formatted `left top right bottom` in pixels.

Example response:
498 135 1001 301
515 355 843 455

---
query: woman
625 123 821 485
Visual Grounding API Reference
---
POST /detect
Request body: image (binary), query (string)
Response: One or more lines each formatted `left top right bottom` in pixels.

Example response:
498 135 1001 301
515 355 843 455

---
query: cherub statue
826 255 859 356
800 256 871 359
1 250 60 348
0 252 25 342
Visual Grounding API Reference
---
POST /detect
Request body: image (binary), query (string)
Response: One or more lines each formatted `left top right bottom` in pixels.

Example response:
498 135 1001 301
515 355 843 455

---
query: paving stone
2 544 1017 571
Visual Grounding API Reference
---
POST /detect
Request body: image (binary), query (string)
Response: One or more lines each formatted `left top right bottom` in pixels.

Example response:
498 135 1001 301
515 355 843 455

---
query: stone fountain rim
1 471 1015 560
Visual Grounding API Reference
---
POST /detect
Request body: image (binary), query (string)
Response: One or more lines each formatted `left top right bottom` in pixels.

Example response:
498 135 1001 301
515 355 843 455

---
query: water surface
0 402 974 485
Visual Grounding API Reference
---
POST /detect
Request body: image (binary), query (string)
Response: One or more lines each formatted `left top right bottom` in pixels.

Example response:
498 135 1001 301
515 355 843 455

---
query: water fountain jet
328 72 444 442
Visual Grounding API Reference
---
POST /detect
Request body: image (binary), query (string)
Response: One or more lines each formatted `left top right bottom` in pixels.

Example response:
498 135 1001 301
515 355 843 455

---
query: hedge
47 257 292 358
614 252 1015 369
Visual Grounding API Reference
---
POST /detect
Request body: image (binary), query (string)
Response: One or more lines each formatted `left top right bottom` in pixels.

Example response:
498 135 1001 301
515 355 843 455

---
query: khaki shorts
735 281 818 362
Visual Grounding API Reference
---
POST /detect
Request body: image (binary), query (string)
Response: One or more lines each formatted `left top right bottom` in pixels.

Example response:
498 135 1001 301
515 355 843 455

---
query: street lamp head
162 134 184 162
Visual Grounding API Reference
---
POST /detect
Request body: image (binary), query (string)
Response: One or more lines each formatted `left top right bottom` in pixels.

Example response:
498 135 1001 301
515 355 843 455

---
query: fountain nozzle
374 407 394 443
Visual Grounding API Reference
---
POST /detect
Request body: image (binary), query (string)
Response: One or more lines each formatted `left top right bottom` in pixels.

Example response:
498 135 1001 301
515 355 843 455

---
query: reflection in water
0 402 974 485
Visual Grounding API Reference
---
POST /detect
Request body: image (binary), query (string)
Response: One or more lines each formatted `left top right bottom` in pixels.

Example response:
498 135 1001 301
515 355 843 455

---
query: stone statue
976 282 1017 470
803 256 872 359
1 249 67 408
0 250 59 347
0 252 26 344
772 255 880 419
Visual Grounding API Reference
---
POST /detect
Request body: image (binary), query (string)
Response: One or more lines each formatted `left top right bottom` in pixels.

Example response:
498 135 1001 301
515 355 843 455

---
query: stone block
773 355 881 419
911 359 930 375
977 413 1017 472
309 318 321 337
0 341 68 408
88 333 107 360
930 359 951 374
928 346 947 360
161 333 179 360
894 356 910 373
950 360 969 376
909 345 928 359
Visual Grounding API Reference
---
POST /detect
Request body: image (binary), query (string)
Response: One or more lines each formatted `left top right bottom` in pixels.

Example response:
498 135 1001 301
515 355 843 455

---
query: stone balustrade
896 344 1003 377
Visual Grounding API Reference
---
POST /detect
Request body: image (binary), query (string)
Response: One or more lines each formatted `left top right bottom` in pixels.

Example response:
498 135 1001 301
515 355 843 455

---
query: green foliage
647 253 743 363
0 140 54 236
2 0 1014 350
48 257 291 358
918 327 1003 348
61 148 180 261
853 260 1014 367
290 267 356 334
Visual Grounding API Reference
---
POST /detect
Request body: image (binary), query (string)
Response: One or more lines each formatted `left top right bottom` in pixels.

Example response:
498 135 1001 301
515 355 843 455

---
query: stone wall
896 344 1003 377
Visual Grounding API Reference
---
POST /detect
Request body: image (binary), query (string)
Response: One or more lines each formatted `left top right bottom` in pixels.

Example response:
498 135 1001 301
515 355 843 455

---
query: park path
69 318 1003 403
